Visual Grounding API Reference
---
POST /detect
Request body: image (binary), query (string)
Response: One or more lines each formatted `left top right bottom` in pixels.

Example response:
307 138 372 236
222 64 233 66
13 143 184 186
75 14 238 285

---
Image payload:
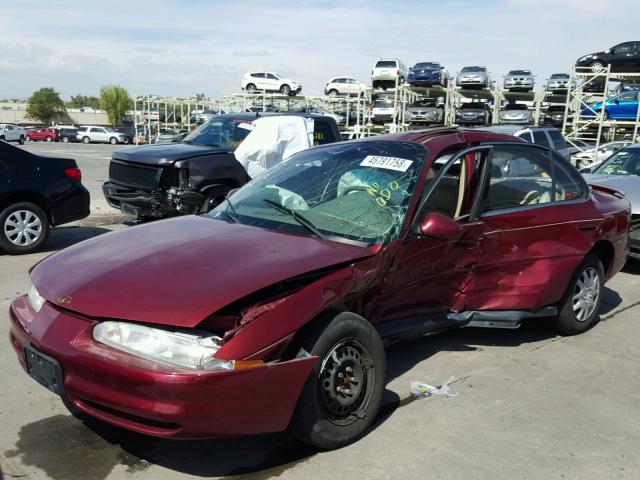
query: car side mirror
419 212 462 240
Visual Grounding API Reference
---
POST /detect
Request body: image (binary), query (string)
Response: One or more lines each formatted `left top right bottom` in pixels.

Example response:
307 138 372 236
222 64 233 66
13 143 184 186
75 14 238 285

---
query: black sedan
0 141 90 254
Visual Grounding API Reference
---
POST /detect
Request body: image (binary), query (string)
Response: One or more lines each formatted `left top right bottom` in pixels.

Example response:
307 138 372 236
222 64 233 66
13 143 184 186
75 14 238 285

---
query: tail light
397 69 400 75
64 168 82 181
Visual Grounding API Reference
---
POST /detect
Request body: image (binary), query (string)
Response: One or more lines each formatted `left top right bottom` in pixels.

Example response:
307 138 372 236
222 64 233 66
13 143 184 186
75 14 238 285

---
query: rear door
610 42 636 71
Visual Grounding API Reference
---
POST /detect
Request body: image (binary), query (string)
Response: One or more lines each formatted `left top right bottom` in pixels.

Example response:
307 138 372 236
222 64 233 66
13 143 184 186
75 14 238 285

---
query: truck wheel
554 253 604 335
109 137 118 145
289 312 385 449
82 136 90 144
19 136 25 145
0 202 50 255
205 186 233 211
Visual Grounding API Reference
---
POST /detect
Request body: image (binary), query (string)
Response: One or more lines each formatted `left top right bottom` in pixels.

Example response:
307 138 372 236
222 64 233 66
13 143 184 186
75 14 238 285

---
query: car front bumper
504 80 534 90
9 296 318 438
457 116 488 125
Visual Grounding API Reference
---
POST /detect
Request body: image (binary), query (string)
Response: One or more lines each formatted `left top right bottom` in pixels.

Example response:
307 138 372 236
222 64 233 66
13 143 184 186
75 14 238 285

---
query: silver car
499 103 533 124
581 144 640 259
503 69 535 91
546 73 575 92
456 66 492 89
404 98 443 124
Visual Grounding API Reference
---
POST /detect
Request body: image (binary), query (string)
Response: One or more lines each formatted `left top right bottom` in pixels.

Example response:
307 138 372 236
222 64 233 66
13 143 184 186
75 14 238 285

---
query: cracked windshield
210 141 427 244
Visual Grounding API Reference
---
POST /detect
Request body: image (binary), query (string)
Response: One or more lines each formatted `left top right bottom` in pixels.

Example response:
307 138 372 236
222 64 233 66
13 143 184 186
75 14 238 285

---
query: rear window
414 63 439 69
410 99 437 108
374 100 394 108
532 131 551 147
459 103 486 110
548 130 567 150
504 104 528 110
312 119 336 145
375 61 397 68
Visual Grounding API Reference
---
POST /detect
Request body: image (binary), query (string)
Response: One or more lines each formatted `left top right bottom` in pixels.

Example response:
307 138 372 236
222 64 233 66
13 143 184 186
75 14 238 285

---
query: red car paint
9 127 630 439
26 127 59 142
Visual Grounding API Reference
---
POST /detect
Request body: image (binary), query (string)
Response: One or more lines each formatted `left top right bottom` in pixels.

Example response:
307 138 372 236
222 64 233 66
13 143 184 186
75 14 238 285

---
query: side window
552 155 587 201
266 73 277 80
6 125 14 131
88 127 96 132
532 130 550 147
548 130 567 150
517 131 533 143
100 128 108 133
617 92 637 102
480 147 553 214
312 119 335 145
614 42 634 54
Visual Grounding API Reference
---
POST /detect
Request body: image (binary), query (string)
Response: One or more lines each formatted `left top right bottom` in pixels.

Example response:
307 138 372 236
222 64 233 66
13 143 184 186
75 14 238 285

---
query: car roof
208 112 337 121
364 126 523 146
480 125 553 135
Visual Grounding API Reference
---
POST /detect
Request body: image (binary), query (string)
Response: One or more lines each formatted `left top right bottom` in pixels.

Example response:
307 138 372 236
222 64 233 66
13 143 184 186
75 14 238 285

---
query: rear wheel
246 83 257 93
554 253 604 335
46 136 52 142
280 84 291 95
109 137 118 145
0 202 50 254
289 312 385 449
62 136 69 143
328 89 339 97
82 136 90 144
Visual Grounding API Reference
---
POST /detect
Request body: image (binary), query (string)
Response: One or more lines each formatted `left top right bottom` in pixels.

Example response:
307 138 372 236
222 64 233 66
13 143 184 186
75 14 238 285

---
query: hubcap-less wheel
590 61 605 73
4 210 42 247
573 267 601 322
318 339 375 426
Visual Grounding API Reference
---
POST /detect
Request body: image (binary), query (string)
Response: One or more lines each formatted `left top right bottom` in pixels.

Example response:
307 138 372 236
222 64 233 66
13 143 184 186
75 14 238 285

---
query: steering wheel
522 190 541 205
341 185 372 196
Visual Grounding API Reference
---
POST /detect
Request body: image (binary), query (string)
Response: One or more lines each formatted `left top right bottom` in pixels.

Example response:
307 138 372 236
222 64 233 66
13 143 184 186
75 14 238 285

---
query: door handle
578 223 597 232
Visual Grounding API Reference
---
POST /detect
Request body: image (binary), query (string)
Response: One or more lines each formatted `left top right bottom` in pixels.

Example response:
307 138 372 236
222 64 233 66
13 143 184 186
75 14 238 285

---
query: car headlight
28 282 45 313
93 321 235 371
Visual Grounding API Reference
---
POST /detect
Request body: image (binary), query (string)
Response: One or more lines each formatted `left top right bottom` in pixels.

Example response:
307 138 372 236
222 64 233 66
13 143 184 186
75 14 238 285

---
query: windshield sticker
367 180 400 207
360 156 413 172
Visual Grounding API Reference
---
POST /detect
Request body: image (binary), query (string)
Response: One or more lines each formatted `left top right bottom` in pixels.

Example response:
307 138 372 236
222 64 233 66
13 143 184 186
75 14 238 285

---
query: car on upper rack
241 72 302 96
404 98 443 125
498 103 533 124
540 105 571 127
546 73 574 93
407 62 449 87
27 127 59 142
0 140 89 254
102 112 342 220
455 101 493 125
503 69 535 92
456 66 492 90
581 90 640 121
371 58 408 90
576 41 640 73
580 144 640 259
76 126 128 144
10 127 630 451
571 140 634 169
370 98 398 124
324 77 368 97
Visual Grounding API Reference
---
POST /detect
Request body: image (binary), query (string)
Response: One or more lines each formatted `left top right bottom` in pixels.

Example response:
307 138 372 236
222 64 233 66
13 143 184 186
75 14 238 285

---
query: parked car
499 103 533 124
503 69 535 92
540 105 571 127
576 41 640 73
103 113 341 220
115 128 135 144
455 101 492 125
289 106 345 126
76 126 128 144
0 141 89 254
404 98 443 124
241 72 302 96
57 127 80 143
407 62 449 87
27 127 59 142
370 99 398 124
581 144 640 259
572 140 633 168
11 127 630 451
0 124 26 144
324 77 367 97
456 66 492 89
482 125 573 159
371 59 407 90
582 90 640 120
546 73 574 92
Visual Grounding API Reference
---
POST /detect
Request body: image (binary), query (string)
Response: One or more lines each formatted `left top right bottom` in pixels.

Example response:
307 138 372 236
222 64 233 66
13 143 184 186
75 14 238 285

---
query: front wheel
280 84 291 95
328 89 339 97
46 136 52 142
18 136 25 145
109 137 118 145
289 312 385 449
590 61 606 73
554 253 604 335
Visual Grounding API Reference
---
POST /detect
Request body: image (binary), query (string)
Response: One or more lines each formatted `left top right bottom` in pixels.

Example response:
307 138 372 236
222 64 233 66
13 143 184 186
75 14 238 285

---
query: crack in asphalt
601 299 640 321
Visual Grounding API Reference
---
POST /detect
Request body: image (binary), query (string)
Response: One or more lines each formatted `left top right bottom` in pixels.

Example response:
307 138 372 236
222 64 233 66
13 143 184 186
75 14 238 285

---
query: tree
26 87 65 124
67 94 100 109
99 85 132 126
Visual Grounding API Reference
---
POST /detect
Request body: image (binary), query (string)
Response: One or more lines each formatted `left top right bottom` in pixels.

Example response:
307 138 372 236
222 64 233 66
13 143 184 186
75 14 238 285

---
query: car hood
407 107 437 113
112 143 229 166
583 173 640 211
31 216 375 327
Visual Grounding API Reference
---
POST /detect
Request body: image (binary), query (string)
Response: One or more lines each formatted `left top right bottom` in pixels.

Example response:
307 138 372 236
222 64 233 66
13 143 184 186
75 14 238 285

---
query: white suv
76 126 127 144
241 72 302 96
371 59 407 90
324 77 367 97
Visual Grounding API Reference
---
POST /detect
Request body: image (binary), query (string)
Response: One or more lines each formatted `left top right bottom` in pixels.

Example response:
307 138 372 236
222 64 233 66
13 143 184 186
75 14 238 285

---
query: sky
0 0 639 100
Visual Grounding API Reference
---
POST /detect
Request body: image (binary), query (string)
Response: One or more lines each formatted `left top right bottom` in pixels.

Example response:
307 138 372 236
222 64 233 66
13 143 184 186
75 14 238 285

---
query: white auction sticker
360 155 413 172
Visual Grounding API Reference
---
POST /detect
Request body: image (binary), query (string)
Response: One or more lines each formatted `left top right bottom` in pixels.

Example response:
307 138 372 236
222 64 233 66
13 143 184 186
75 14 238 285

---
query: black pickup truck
103 113 342 220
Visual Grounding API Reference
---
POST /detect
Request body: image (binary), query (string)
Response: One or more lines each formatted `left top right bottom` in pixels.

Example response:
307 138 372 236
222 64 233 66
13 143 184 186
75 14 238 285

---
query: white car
241 72 302 96
370 99 398 124
324 77 367 97
0 124 26 144
371 59 407 90
76 126 128 144
571 140 633 168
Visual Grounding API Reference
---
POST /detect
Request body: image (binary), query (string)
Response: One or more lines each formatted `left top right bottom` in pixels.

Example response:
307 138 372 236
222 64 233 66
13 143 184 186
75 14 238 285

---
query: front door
609 42 636 71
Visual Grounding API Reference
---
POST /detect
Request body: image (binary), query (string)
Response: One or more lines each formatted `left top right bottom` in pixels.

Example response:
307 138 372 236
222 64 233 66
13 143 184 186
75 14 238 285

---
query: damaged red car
9 127 630 449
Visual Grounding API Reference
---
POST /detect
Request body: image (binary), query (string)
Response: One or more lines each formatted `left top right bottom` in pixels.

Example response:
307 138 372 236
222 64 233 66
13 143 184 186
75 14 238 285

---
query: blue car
582 90 640 120
407 62 449 87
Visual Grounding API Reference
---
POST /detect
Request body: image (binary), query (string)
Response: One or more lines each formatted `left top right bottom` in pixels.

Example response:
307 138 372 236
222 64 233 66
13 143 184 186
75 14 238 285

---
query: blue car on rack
407 62 449 87
582 90 640 120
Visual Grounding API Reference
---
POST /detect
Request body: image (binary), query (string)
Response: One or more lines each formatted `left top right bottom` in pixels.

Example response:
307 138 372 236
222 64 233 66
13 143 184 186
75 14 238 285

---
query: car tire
62 136 69 143
204 185 232 211
18 136 25 145
602 110 610 120
280 84 291 95
289 311 386 449
46 136 52 142
82 136 90 144
328 89 339 97
0 202 50 255
590 61 606 73
554 253 604 335
246 83 257 93
109 137 118 145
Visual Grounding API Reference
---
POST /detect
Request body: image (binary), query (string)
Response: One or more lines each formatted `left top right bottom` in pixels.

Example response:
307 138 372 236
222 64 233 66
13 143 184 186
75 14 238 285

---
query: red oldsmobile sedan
9 128 630 449
27 127 59 142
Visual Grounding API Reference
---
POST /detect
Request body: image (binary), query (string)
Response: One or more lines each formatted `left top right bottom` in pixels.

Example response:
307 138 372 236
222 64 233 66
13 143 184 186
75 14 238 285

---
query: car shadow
31 226 112 255
622 259 640 275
